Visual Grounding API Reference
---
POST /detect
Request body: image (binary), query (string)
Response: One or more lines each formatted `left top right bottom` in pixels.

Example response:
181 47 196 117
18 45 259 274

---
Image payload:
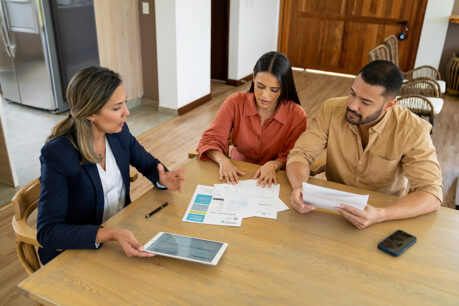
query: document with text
182 185 242 227
215 180 289 218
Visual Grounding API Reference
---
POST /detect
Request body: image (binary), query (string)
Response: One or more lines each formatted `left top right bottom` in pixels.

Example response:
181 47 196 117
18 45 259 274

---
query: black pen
145 201 172 218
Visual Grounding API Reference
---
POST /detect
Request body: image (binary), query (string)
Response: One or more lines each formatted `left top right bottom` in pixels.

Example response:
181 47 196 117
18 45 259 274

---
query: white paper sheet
182 185 242 226
223 185 277 219
302 182 369 211
215 180 287 219
275 198 290 212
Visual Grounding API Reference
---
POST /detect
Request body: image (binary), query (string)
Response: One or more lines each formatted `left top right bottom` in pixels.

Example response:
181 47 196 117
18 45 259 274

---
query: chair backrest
367 44 390 62
11 170 138 275
400 79 440 98
383 35 399 66
397 95 434 118
11 178 42 274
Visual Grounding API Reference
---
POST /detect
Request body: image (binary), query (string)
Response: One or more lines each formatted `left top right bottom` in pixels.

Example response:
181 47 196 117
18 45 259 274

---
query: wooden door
278 0 427 74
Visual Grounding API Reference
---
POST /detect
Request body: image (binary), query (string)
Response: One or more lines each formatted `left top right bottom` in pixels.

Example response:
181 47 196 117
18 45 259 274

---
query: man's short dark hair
358 60 403 98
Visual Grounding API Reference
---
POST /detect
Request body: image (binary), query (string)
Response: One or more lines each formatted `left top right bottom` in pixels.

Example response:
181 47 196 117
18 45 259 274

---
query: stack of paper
182 180 289 227
302 182 369 211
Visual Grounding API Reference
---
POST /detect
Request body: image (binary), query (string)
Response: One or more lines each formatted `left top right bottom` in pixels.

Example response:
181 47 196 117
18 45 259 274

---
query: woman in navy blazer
37 67 185 265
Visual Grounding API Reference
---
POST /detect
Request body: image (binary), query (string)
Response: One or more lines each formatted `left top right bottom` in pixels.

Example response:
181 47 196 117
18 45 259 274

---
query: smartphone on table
378 230 416 257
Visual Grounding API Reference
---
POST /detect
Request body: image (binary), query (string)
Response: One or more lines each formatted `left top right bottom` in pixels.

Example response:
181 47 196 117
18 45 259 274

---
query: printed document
302 182 368 211
182 185 242 227
215 180 288 218
183 181 290 227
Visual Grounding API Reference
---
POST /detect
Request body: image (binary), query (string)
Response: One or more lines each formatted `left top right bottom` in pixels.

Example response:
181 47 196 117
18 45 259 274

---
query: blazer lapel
83 162 105 223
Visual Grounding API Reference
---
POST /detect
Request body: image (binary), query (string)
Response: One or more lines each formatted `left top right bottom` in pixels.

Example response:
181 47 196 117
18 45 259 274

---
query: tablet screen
145 233 225 264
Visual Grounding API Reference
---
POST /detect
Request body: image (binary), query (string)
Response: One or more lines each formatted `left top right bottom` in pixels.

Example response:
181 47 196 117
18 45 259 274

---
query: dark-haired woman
37 66 186 264
197 51 307 187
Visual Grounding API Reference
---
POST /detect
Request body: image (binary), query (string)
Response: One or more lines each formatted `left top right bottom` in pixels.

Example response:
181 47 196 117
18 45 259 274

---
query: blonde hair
48 66 122 164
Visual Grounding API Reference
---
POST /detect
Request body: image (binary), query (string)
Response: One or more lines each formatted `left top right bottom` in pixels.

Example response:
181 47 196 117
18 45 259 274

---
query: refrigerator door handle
0 0 15 58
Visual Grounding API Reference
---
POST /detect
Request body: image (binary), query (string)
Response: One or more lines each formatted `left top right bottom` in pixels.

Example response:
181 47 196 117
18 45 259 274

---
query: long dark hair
248 51 300 105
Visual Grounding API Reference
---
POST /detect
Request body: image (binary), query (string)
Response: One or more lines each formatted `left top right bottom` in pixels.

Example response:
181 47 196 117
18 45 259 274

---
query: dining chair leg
429 117 434 134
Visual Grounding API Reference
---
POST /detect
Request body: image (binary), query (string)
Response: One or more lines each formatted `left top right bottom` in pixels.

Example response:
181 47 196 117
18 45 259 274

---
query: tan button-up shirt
287 97 443 201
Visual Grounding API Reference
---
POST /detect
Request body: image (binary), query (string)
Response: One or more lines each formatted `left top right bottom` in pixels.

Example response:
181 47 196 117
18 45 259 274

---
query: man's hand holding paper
291 183 372 227
290 188 316 213
301 183 369 211
336 204 383 229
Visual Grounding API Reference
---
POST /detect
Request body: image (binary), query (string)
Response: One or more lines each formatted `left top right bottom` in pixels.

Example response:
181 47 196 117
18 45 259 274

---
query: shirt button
359 161 362 165
356 177 360 181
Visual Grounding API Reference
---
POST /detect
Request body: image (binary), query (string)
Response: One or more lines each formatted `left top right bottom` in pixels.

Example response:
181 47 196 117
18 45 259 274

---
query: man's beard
345 104 385 125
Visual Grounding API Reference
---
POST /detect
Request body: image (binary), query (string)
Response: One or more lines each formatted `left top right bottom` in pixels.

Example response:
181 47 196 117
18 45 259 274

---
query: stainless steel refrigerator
0 0 99 113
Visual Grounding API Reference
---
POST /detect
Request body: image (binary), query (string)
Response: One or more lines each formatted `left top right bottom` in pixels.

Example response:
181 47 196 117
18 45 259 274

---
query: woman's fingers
157 163 166 176
116 229 155 258
219 162 244 185
230 170 238 184
253 168 261 179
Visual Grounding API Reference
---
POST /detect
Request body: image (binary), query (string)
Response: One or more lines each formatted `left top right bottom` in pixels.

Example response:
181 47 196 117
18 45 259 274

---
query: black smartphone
377 230 416 257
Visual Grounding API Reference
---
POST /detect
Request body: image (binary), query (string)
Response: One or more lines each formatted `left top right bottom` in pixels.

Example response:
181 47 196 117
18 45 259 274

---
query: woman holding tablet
37 67 186 264
197 51 307 187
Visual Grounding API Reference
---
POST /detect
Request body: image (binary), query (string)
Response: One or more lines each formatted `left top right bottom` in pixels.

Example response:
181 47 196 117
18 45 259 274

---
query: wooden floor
1 70 458 304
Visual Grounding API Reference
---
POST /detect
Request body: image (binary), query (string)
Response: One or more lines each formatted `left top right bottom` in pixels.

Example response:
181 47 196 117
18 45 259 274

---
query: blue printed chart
182 185 243 227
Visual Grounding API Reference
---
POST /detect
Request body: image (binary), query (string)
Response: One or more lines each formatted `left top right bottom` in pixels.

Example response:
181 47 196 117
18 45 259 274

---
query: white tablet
144 232 228 265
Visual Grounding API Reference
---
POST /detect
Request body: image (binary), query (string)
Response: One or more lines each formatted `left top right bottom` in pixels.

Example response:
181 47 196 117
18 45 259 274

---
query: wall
439 0 459 78
228 0 280 80
139 0 159 101
175 0 211 108
94 0 143 100
155 0 178 109
415 0 455 69
155 0 211 110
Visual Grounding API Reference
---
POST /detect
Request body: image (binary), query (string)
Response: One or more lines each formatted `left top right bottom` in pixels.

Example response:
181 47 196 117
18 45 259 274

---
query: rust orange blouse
197 92 307 167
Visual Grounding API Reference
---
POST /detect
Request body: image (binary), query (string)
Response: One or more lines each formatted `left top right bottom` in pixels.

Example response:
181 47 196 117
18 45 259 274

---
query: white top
97 136 126 223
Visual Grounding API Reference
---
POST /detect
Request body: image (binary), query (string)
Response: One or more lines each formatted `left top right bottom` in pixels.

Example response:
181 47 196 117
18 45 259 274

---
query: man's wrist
292 184 303 191
376 207 387 223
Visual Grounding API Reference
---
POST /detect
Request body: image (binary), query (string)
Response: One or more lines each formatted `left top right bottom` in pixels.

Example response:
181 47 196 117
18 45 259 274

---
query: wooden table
18 159 459 305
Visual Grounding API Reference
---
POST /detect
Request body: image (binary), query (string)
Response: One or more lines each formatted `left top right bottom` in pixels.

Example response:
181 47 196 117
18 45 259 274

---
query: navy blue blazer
37 124 165 264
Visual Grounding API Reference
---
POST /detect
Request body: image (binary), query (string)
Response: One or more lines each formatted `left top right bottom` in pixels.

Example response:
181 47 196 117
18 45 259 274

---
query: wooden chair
383 35 445 94
11 178 41 274
400 78 441 97
367 44 390 62
11 169 139 274
383 34 400 66
398 79 444 128
397 94 443 126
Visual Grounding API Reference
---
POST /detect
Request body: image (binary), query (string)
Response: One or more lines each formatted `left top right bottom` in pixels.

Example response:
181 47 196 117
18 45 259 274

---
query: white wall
415 0 455 68
155 0 211 110
155 0 178 109
228 0 280 80
176 0 211 108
